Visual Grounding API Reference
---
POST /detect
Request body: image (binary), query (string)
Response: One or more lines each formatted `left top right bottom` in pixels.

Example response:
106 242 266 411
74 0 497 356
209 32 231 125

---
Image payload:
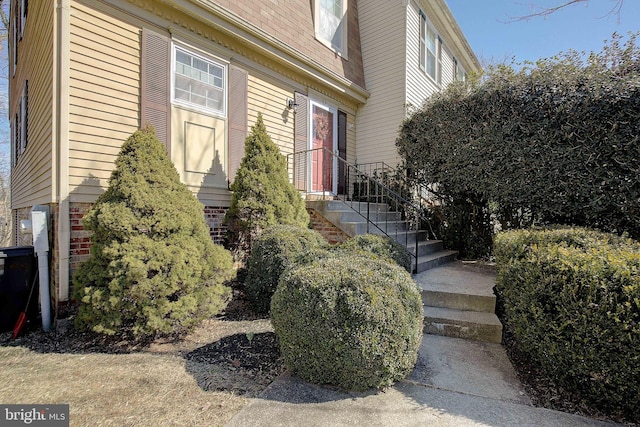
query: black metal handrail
288 148 434 273
356 160 439 238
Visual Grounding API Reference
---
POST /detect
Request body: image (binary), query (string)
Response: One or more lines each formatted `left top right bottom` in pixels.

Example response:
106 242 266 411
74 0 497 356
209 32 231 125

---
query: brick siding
307 208 350 245
204 206 228 245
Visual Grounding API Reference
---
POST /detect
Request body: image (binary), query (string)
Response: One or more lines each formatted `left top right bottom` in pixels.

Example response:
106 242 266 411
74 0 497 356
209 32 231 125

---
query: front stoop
415 262 503 343
306 200 457 273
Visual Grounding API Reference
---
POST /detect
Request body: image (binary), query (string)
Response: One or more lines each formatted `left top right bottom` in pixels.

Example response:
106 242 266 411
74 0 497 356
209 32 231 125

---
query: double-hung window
419 11 438 82
453 58 466 81
172 45 226 117
315 0 347 56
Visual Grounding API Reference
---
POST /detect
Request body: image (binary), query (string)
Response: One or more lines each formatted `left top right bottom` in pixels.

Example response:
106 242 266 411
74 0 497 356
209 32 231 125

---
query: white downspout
55 0 71 302
32 208 51 332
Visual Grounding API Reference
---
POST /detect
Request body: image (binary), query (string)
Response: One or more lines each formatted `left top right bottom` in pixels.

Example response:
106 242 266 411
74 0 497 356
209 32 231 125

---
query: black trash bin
0 246 38 332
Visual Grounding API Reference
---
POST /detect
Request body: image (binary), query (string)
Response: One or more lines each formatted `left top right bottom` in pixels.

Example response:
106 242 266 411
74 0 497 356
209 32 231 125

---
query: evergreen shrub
73 128 234 337
271 255 423 391
244 225 327 313
223 114 309 260
337 233 412 272
494 227 640 421
396 33 640 256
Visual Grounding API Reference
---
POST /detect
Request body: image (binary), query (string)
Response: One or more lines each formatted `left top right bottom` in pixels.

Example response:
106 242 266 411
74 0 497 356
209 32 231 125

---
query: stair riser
312 200 390 213
410 241 444 257
363 222 410 234
423 319 502 343
422 290 496 313
415 252 458 273
336 211 403 223
387 231 430 246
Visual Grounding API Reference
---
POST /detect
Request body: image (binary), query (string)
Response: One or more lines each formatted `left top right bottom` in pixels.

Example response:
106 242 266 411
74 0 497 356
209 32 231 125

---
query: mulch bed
0 281 285 398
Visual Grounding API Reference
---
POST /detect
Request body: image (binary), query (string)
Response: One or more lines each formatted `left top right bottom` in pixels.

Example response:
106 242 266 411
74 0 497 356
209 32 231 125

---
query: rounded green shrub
271 255 423 391
494 227 640 421
244 225 327 313
338 233 412 272
73 128 234 337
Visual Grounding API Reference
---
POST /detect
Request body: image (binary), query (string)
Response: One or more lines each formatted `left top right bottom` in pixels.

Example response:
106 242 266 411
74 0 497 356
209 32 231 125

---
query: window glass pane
319 0 344 52
173 47 226 115
427 51 436 78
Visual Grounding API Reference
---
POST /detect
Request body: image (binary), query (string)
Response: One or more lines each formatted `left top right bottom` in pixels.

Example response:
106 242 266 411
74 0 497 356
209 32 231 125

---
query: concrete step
330 210 403 223
415 250 459 273
416 263 497 312
380 230 430 246
308 200 390 214
343 220 410 235
423 306 503 344
409 240 444 257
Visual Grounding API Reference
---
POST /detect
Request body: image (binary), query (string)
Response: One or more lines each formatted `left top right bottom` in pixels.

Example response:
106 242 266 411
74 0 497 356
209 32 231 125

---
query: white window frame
419 11 439 83
171 43 227 118
456 62 466 82
314 0 348 58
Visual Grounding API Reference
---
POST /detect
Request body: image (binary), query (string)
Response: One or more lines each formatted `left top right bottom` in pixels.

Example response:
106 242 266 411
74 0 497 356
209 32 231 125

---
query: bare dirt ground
0 284 284 427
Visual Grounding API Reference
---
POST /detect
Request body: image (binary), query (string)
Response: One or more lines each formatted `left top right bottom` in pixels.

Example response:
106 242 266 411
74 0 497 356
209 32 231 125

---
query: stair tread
417 250 458 260
423 306 502 327
419 278 496 299
408 240 444 251
415 262 496 294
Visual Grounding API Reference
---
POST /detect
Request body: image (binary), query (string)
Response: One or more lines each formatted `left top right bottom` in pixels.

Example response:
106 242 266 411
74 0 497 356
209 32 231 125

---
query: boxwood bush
494 227 640 420
337 234 412 272
271 255 423 391
244 225 327 313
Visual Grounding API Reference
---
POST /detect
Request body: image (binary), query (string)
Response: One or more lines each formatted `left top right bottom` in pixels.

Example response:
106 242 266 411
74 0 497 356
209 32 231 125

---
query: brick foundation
69 202 93 275
307 208 350 245
204 206 228 245
14 207 33 246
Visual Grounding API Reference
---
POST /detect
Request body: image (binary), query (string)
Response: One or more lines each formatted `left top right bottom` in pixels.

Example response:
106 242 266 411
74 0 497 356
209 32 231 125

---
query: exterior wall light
287 97 298 113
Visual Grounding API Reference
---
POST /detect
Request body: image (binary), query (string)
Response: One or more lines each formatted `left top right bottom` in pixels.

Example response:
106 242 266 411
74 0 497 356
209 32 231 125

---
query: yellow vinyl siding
68 1 140 201
247 73 296 157
10 0 54 208
356 0 407 168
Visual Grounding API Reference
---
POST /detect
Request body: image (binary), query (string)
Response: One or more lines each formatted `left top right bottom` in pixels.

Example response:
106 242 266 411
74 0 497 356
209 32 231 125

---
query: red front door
311 103 335 193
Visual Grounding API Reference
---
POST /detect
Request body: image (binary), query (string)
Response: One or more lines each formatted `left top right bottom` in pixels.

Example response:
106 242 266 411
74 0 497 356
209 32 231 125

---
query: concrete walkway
226 333 620 426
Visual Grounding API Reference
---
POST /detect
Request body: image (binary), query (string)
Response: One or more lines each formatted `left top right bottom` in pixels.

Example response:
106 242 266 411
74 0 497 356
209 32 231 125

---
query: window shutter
22 80 28 153
13 114 18 166
228 65 248 185
337 110 347 195
141 28 171 152
294 92 308 191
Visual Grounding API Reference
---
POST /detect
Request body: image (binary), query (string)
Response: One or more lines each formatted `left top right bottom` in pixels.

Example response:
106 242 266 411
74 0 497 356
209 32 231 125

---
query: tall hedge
396 33 640 257
494 227 640 421
73 128 234 337
223 114 309 259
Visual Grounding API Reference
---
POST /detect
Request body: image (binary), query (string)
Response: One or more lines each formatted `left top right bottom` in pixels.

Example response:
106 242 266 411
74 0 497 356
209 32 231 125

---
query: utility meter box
31 210 49 253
